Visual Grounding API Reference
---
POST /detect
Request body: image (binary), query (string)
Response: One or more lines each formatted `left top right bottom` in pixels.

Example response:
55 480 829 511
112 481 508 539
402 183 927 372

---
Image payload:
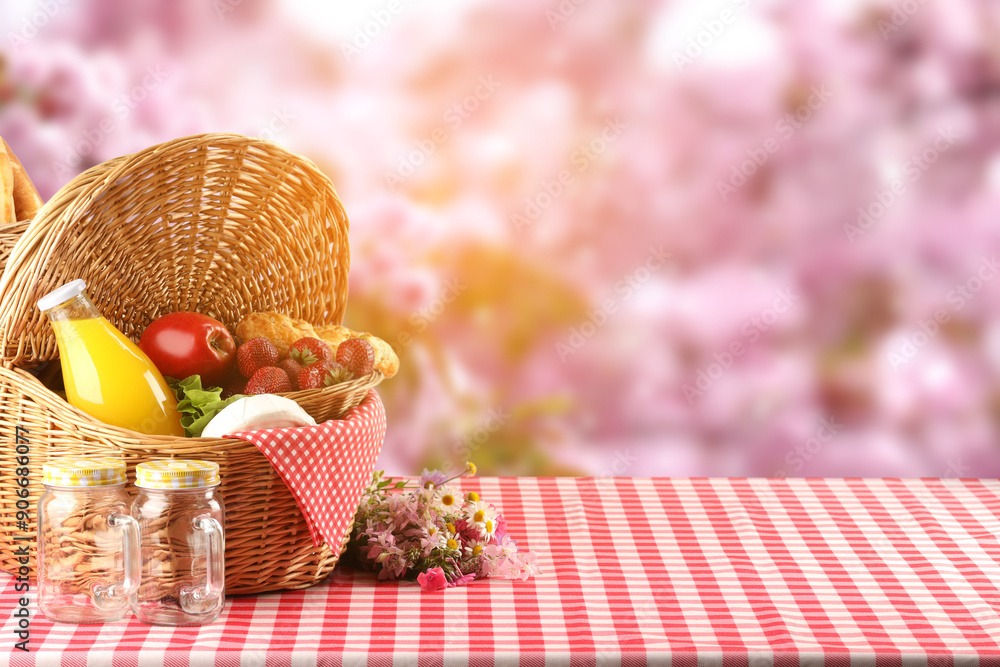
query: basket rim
3 364 383 446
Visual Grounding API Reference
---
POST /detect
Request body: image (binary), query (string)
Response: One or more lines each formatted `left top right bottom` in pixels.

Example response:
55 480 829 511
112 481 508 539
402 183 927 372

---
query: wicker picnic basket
0 221 29 272
0 133 384 594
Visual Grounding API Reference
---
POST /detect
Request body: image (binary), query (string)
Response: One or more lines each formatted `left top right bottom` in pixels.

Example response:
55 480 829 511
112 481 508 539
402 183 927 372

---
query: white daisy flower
465 501 499 541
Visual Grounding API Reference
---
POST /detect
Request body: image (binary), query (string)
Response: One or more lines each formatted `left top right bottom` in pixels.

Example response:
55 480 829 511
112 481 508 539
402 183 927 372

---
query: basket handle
0 155 131 366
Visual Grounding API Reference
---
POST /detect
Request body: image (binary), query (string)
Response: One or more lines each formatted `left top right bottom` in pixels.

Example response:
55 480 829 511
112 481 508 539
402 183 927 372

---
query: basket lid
42 456 126 487
0 133 350 367
136 459 221 489
37 278 87 312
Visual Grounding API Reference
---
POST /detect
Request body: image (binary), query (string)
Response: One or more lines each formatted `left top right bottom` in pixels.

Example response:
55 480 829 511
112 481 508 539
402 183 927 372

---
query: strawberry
289 337 333 367
297 361 330 391
220 366 247 399
237 337 279 378
323 361 354 386
245 366 292 395
336 338 375 377
278 358 302 390
221 374 246 399
298 360 355 390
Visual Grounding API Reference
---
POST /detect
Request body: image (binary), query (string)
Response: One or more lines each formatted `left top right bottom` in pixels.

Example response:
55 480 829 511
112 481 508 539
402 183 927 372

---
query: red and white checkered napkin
227 389 386 549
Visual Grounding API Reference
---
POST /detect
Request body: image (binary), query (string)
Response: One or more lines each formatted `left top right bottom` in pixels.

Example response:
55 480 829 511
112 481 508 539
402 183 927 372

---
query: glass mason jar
131 460 225 626
37 457 140 623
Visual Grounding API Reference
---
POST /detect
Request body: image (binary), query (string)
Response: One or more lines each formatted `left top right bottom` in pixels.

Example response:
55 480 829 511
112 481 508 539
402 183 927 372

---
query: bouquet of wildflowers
346 463 540 591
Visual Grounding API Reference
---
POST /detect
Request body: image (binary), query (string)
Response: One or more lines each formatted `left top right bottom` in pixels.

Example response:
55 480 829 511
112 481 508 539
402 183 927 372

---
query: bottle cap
136 460 221 489
37 279 87 312
42 456 127 487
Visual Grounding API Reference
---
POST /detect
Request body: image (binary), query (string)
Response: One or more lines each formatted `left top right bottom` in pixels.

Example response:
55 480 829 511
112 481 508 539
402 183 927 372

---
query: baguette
3 139 43 221
0 141 13 224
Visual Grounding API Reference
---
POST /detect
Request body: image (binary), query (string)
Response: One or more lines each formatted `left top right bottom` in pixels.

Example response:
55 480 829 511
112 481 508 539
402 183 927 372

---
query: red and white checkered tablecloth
1 477 998 666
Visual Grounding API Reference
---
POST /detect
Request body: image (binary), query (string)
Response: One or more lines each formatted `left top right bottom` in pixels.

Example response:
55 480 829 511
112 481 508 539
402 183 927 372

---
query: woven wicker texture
0 220 28 276
0 133 376 595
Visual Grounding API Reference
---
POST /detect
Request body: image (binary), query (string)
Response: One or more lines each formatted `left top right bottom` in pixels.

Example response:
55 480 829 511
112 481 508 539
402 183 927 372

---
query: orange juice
50 318 184 436
38 280 184 437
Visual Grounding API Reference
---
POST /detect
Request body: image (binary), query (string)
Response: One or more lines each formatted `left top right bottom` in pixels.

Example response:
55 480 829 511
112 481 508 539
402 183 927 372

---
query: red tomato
139 312 236 387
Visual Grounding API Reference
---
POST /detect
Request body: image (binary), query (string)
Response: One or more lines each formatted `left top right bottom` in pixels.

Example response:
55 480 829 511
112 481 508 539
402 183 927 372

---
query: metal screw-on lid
42 456 127 487
37 279 87 312
136 460 221 489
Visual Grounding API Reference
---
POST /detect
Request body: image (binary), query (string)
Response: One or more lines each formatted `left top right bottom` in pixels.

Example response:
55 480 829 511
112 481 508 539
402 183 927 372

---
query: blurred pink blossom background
2 0 999 478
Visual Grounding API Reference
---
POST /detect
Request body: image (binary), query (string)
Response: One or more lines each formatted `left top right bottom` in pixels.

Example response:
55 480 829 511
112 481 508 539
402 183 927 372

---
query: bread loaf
235 311 317 357
3 139 43 221
0 142 14 224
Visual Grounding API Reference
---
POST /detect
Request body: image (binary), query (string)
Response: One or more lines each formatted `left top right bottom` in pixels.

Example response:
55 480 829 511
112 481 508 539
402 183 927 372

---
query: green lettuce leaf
169 375 246 438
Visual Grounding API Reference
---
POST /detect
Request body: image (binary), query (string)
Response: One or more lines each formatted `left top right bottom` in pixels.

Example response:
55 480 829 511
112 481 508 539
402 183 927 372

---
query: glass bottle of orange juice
37 280 184 437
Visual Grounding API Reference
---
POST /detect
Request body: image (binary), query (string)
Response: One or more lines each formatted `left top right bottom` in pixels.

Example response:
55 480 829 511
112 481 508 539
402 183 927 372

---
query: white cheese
201 394 316 438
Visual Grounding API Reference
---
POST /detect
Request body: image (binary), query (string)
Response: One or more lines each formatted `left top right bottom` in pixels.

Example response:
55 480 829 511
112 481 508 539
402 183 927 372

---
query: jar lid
42 456 126 487
37 278 87 312
136 460 221 489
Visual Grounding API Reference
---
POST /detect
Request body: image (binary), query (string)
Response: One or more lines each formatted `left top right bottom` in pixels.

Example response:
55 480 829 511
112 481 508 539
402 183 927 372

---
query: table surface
1 477 999 666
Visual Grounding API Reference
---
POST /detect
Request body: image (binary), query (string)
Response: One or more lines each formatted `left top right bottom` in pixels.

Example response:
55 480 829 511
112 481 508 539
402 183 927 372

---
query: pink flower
419 469 449 488
417 568 478 591
494 514 507 541
512 551 541 581
417 567 448 592
449 573 476 588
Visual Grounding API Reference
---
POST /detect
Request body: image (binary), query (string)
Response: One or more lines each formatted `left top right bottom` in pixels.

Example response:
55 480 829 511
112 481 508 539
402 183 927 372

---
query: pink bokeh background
2 0 999 478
